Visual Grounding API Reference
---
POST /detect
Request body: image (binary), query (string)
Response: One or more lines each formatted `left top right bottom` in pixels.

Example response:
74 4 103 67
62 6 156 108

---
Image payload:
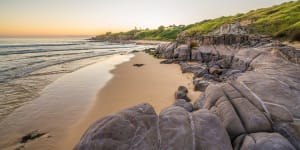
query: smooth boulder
74 103 159 150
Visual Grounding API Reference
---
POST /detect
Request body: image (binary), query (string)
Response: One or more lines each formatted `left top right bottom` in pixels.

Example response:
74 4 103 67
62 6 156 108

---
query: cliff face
75 24 300 150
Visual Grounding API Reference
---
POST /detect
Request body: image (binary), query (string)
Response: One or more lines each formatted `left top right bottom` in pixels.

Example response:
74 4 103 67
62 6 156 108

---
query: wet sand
59 52 200 149
0 52 199 150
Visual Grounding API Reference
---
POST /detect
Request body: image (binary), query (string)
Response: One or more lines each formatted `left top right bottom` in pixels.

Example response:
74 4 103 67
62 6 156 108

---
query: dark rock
74 103 159 150
133 63 144 67
21 130 46 143
175 86 191 102
175 91 191 102
178 86 188 94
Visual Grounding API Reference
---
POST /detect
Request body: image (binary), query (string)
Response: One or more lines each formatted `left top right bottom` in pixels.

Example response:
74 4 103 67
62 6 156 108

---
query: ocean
0 37 154 121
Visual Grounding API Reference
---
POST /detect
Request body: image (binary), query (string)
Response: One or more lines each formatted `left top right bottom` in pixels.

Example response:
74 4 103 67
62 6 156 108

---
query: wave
0 43 81 48
0 51 119 83
0 46 135 55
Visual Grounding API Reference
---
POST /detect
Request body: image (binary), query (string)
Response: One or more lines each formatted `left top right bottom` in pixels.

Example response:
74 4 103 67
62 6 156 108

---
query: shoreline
0 54 135 150
58 52 199 149
0 52 199 150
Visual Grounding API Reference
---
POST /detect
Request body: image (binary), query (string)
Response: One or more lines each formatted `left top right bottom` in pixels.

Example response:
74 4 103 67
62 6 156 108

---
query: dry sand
58 52 200 149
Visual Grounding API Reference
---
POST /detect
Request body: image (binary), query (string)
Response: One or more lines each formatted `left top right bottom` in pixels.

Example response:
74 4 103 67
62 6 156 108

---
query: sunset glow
0 0 291 37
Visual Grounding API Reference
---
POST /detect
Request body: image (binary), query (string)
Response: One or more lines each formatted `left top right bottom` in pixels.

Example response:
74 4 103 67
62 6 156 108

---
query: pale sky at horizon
0 0 293 37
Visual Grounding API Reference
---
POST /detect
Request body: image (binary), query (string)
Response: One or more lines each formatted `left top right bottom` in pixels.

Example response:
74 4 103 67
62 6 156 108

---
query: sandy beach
0 51 199 150
58 52 199 149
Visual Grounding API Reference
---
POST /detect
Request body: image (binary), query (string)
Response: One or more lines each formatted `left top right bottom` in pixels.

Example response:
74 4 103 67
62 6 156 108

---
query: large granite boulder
193 109 232 150
159 106 193 150
202 82 272 139
74 103 159 150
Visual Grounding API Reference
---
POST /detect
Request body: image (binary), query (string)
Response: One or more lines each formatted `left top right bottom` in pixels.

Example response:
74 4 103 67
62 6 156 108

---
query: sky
0 0 292 37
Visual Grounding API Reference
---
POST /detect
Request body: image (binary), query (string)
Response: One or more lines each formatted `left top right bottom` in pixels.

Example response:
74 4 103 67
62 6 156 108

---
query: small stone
133 64 144 67
21 130 46 143
160 59 173 64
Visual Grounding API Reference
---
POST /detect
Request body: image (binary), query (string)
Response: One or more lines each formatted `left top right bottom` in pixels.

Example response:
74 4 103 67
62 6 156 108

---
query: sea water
0 37 153 121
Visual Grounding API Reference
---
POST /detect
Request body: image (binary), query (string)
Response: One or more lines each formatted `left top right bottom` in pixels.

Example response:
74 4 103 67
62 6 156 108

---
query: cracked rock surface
76 25 300 149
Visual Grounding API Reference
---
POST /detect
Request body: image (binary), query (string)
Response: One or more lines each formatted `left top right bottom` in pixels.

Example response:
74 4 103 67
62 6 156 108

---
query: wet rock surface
76 26 300 149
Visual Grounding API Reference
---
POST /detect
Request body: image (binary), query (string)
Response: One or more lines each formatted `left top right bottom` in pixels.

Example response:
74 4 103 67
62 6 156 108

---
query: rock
220 69 242 80
159 106 232 150
193 80 209 91
160 59 173 64
265 102 293 122
234 132 296 150
191 48 202 61
178 86 188 94
159 106 193 150
174 45 190 61
21 130 46 143
203 83 272 139
155 43 169 58
193 94 205 110
193 110 233 150
173 99 193 112
163 43 177 59
175 91 191 102
179 62 204 73
194 68 209 78
133 63 144 67
175 86 191 102
209 65 222 75
74 103 159 150
273 122 300 149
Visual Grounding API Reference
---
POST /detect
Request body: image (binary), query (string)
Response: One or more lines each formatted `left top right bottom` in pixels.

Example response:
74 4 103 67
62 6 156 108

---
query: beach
59 52 199 149
0 51 199 150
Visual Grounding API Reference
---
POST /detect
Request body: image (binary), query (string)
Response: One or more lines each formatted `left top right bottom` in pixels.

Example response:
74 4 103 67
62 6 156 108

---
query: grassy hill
92 0 300 42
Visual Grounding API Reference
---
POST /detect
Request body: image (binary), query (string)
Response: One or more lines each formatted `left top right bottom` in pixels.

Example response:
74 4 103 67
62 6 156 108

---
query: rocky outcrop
149 27 300 149
75 103 233 150
76 25 300 149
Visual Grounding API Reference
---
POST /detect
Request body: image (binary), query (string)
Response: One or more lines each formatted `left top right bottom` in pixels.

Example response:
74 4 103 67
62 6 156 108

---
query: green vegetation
93 0 300 42
92 25 187 41
184 0 300 41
